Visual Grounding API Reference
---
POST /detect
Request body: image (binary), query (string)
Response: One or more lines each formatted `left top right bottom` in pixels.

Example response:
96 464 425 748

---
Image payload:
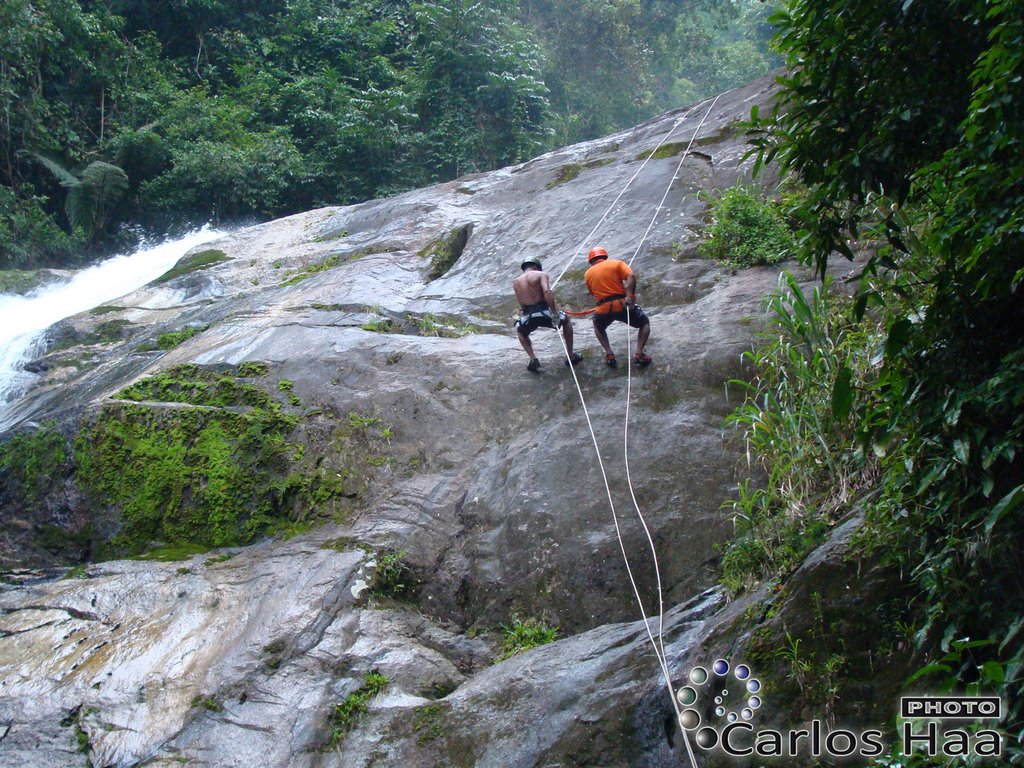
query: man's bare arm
623 272 637 303
540 272 558 314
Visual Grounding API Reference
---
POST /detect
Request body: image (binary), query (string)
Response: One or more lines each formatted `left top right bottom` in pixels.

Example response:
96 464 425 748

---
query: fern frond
18 150 80 188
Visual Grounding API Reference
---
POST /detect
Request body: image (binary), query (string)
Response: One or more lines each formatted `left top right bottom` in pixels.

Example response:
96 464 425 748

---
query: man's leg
517 328 536 359
635 319 650 356
593 315 618 366
561 316 575 355
593 321 613 356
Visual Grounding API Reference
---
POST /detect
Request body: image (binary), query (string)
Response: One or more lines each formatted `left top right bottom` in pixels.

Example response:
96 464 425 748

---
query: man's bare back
512 269 551 307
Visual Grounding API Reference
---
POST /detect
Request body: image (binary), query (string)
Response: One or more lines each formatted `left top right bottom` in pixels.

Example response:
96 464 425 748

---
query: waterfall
0 227 226 410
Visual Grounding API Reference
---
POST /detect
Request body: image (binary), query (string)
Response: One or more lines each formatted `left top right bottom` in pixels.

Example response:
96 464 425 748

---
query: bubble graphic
749 696 761 709
679 709 701 730
727 712 738 723
695 727 718 750
715 706 725 717
721 689 729 697
734 664 751 681
746 679 761 693
713 658 730 676
714 696 722 705
742 708 753 720
689 667 708 685
676 687 697 706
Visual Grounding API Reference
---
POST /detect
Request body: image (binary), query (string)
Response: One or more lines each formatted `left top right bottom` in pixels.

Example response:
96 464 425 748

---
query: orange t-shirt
584 259 632 313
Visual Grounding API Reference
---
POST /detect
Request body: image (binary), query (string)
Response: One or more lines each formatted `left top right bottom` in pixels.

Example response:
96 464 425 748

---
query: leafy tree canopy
1 0 776 267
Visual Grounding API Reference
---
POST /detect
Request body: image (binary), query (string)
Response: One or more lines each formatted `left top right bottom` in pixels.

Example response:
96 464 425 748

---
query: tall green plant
21 152 129 238
745 0 1024 742
721 272 882 593
699 185 795 268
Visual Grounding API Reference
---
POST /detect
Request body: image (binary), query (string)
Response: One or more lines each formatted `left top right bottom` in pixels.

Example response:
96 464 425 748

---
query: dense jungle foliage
725 0 1023 759
0 0 776 268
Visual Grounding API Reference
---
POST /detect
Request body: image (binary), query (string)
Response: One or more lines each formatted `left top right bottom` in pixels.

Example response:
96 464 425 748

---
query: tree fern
68 161 129 234
19 152 129 236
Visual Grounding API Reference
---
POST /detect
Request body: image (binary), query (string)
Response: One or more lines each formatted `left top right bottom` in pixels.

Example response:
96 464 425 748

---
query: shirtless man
511 257 582 372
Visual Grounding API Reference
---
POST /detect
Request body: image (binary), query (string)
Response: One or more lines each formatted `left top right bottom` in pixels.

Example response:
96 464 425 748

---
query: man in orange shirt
583 247 651 368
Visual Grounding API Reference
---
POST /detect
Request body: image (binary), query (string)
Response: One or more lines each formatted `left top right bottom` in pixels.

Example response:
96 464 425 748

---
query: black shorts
593 303 649 332
516 302 565 335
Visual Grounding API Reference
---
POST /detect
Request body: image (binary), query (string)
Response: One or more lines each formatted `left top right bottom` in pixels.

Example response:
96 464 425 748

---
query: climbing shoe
565 352 583 367
634 352 652 367
605 352 618 368
527 357 541 373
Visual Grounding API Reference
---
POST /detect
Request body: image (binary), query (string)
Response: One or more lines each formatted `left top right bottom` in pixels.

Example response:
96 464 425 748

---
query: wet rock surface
0 75 808 767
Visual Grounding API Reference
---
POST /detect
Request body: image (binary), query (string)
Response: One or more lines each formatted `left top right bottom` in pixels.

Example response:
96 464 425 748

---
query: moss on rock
0 421 68 505
279 254 341 286
74 363 386 558
546 157 615 189
422 224 473 280
152 249 230 285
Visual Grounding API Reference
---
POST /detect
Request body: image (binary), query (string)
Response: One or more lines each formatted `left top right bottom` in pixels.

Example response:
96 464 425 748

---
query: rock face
0 75 804 767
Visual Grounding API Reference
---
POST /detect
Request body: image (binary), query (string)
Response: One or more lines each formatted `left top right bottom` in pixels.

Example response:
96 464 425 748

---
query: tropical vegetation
723 0 1024 757
0 0 777 268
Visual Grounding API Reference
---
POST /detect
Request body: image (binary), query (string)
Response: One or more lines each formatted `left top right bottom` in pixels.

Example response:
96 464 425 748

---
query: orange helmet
587 247 608 263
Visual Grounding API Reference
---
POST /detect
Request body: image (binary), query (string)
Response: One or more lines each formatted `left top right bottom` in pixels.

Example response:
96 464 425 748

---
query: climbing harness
554 93 722 768
515 303 565 333
562 293 626 318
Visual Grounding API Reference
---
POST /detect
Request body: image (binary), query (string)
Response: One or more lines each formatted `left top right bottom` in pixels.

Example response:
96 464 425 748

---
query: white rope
553 94 722 767
618 93 720 767
550 97 714 290
626 94 722 271
556 332 694 768
622 90 724 677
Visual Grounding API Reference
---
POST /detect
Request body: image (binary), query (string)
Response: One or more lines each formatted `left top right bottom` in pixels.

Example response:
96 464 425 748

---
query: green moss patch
76 401 298 552
497 616 558 661
0 268 57 295
546 157 615 189
326 671 388 748
115 364 275 408
76 363 378 557
156 326 203 350
0 422 69 504
404 312 478 338
313 228 348 243
89 304 123 315
360 315 395 333
368 548 417 601
422 224 472 280
136 325 205 352
413 702 449 745
279 254 340 286
237 361 269 378
634 141 692 161
51 319 133 353
152 249 229 285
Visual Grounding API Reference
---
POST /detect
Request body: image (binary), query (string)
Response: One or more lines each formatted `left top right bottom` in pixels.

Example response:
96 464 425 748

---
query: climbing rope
550 96 716 291
555 93 721 768
556 329 696 768
626 94 722 271
622 89 723 675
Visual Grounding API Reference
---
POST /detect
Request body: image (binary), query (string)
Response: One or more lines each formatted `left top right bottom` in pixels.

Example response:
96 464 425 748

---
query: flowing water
0 227 226 412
